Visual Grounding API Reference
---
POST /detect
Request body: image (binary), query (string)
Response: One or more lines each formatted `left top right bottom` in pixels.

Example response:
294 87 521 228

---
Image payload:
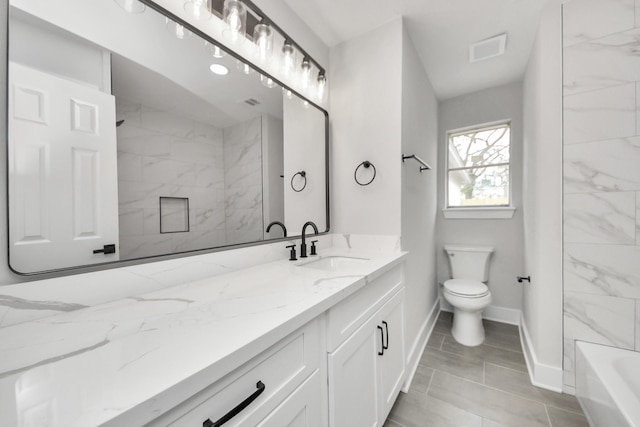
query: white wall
521 0 563 389
10 8 110 92
400 23 439 369
436 83 524 317
330 20 403 235
262 114 285 237
283 97 327 234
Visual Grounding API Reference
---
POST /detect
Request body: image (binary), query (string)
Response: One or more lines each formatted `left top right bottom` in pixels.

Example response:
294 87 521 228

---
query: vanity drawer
155 318 322 427
326 264 404 352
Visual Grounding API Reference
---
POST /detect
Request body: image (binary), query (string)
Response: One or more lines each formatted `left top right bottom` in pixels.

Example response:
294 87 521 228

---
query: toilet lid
444 279 489 297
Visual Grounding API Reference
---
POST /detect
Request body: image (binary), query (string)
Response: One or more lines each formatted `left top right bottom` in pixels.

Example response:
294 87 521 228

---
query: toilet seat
444 279 489 298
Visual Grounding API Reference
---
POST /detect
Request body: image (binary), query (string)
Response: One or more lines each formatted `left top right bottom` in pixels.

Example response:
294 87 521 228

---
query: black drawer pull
203 381 266 427
382 321 389 350
377 325 384 356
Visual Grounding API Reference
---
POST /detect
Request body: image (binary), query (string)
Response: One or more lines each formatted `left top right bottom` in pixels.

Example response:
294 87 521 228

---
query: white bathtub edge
576 341 640 427
520 316 563 392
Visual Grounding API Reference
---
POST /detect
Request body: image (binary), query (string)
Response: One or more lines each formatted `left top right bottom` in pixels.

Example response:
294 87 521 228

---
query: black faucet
300 221 319 258
266 221 287 237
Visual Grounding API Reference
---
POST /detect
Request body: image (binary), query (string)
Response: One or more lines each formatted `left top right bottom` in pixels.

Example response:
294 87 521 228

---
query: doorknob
93 244 116 254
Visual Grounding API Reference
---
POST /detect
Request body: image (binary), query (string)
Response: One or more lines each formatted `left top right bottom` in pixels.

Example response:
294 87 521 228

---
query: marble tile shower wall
562 0 640 388
116 98 227 259
223 116 264 245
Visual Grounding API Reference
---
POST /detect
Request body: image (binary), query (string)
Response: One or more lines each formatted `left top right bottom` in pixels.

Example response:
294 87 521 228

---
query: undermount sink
298 256 370 271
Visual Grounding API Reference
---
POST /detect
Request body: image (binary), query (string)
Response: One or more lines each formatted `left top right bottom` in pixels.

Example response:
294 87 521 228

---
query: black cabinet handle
203 381 266 427
382 321 389 350
377 325 384 356
93 244 116 254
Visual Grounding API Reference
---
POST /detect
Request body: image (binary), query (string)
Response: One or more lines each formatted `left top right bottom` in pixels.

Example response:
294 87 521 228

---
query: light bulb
261 74 277 88
253 23 273 63
317 73 327 101
300 58 311 90
236 60 253 75
114 0 146 13
210 44 225 58
282 41 295 76
166 18 191 40
223 0 246 42
282 88 293 99
184 0 211 21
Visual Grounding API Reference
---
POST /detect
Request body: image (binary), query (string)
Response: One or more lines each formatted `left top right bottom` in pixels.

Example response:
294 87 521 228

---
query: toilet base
451 308 485 347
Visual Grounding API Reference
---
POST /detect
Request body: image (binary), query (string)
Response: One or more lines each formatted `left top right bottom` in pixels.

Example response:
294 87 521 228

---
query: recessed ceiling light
209 64 229 75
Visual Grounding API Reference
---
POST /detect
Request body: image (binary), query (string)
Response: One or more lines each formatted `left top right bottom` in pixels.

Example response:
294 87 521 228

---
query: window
446 122 510 208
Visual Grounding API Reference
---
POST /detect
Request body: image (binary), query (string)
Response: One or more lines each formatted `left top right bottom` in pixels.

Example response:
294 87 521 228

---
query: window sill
442 207 516 219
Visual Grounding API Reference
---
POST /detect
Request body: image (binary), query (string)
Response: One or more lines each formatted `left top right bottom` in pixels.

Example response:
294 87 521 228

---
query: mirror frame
6 0 330 275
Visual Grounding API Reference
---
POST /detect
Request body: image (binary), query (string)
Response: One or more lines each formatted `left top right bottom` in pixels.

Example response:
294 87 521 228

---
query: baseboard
439 301 520 325
483 305 521 325
401 298 440 393
520 317 563 392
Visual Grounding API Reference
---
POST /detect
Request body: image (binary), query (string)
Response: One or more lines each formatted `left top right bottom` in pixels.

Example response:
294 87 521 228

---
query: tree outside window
447 123 510 207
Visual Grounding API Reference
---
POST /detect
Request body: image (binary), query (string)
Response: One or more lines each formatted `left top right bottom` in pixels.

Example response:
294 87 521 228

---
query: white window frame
443 120 515 219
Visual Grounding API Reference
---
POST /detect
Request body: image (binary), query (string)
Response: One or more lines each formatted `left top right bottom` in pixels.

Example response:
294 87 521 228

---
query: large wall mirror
7 0 329 274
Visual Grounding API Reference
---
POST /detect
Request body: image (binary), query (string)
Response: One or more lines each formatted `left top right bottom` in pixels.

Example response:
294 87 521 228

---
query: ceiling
283 0 551 100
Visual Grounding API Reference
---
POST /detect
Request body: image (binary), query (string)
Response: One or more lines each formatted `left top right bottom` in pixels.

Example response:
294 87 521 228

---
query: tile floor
384 311 589 427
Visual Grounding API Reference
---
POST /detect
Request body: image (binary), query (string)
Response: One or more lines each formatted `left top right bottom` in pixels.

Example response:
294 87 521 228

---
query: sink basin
298 256 370 271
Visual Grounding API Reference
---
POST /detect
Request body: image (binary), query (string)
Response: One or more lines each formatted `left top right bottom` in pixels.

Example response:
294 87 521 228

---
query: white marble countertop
0 248 406 427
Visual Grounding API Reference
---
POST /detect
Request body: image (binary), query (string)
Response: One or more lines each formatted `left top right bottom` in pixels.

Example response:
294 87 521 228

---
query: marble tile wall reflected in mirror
7 0 328 273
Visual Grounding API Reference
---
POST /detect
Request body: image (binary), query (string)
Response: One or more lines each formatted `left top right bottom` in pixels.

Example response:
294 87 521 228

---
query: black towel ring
291 171 307 192
354 161 376 186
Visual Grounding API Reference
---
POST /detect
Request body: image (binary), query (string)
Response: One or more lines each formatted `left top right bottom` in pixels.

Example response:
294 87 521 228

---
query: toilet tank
444 245 494 282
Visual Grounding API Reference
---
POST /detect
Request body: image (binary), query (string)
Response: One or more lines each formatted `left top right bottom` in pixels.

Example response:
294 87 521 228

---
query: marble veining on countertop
0 247 405 427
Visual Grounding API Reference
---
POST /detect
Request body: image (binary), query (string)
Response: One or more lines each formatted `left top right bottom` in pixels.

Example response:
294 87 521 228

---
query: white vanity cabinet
326 265 406 427
149 317 326 427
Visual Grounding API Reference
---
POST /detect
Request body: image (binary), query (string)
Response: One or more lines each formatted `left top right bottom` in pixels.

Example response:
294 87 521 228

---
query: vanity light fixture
300 57 311 89
282 88 293 99
253 22 273 63
223 0 247 43
209 63 229 75
316 72 327 101
183 0 211 21
166 17 191 40
113 0 146 14
281 40 295 76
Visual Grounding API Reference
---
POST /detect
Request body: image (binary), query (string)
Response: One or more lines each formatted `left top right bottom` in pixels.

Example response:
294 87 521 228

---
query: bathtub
576 341 640 427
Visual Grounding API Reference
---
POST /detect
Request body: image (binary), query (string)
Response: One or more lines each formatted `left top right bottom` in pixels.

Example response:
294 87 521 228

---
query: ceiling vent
244 98 260 106
469 33 507 63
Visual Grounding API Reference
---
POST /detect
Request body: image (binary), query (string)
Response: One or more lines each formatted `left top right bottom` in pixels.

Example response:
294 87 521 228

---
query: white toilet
443 245 494 347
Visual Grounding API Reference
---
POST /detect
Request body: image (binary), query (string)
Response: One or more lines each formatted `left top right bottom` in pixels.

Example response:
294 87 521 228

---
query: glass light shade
236 60 253 75
300 58 311 89
184 0 211 21
114 0 146 13
253 23 273 63
166 18 191 40
317 73 327 101
281 41 296 77
260 74 277 89
223 0 247 43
